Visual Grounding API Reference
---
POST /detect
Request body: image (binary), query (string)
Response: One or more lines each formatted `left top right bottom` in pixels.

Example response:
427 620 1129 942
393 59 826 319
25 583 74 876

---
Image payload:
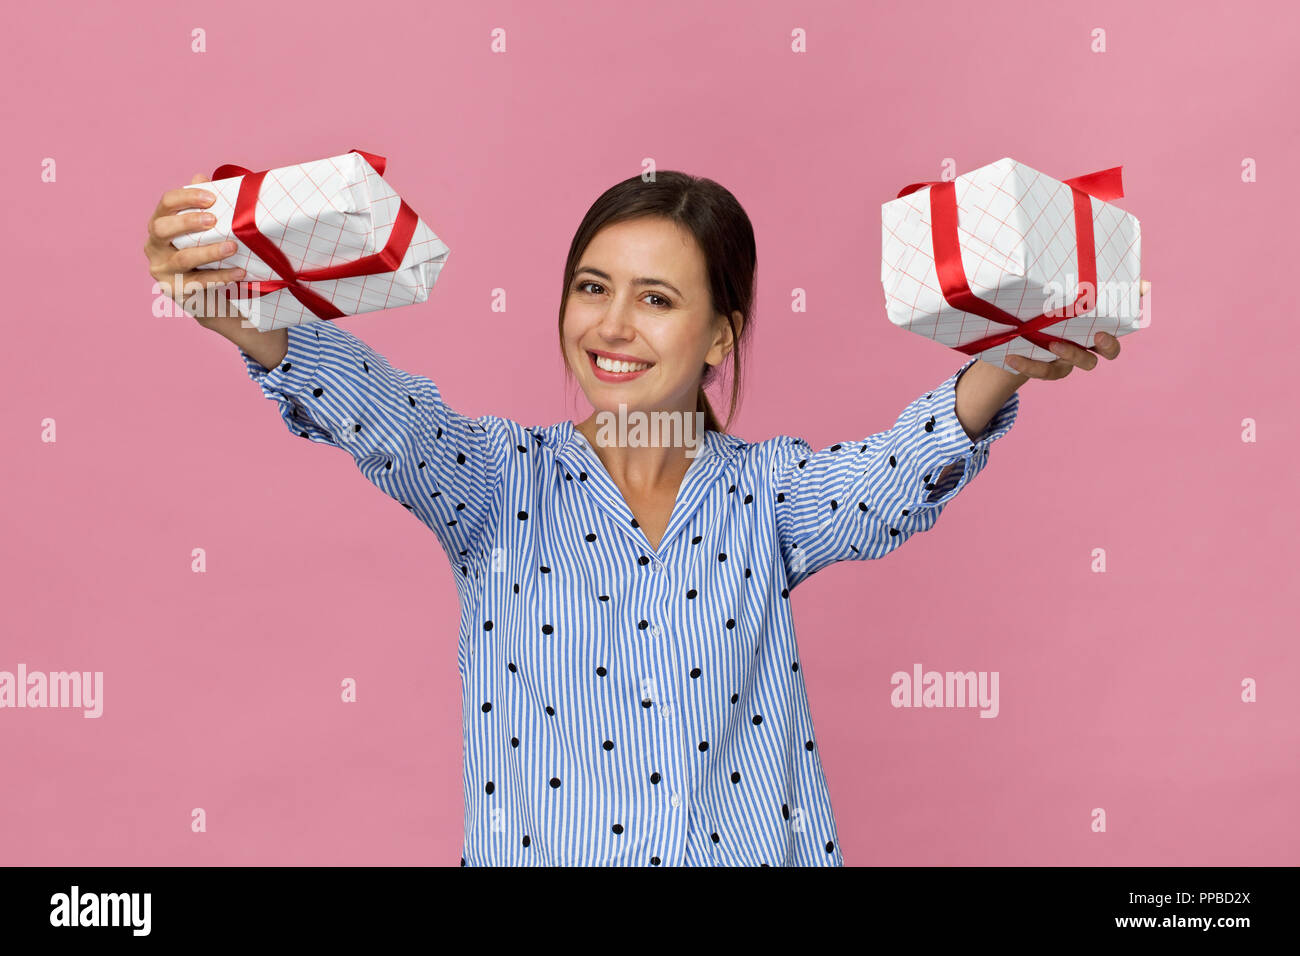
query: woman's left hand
1006 279 1149 380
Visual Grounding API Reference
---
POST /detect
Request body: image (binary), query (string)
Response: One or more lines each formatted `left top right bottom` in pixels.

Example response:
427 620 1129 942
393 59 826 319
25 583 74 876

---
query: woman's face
562 216 736 419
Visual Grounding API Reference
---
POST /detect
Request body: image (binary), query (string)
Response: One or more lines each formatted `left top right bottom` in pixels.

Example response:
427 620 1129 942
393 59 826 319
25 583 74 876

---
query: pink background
3 0 1297 866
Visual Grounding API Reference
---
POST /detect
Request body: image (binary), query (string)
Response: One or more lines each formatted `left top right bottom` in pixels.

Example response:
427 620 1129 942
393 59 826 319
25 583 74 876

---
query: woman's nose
596 300 636 338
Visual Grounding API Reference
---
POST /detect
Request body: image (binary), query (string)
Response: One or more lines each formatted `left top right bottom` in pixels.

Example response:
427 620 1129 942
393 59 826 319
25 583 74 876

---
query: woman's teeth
594 354 652 373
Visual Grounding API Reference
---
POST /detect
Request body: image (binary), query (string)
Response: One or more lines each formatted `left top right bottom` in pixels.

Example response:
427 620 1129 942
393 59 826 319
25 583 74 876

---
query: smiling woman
558 173 755 437
148 167 1018 867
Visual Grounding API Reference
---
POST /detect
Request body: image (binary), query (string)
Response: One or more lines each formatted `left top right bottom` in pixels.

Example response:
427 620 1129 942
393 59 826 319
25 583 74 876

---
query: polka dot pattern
240 324 1019 866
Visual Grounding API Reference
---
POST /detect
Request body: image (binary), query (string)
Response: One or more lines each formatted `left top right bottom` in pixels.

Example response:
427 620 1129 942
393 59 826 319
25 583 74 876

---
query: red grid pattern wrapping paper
881 157 1142 373
170 150 450 331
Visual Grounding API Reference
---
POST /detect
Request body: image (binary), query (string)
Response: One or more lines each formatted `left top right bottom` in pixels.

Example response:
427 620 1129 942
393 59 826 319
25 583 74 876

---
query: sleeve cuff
239 323 332 443
909 357 1019 508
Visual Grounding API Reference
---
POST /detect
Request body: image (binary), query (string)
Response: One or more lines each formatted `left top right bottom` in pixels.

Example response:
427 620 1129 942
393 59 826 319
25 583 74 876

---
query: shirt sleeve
771 357 1018 589
238 321 501 572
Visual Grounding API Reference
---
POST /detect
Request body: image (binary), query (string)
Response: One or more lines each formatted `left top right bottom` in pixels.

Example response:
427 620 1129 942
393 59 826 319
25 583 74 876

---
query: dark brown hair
557 171 757 434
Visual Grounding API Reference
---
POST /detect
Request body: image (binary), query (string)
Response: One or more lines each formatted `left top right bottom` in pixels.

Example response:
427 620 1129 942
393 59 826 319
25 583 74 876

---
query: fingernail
201 192 216 204
233 268 246 278
222 241 237 253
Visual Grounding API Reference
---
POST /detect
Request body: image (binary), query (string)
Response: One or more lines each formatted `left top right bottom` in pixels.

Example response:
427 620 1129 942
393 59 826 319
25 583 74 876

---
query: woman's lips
588 350 653 383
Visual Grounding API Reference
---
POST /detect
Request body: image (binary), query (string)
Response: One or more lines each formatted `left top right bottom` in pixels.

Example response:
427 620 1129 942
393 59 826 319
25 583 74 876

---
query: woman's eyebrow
575 266 682 298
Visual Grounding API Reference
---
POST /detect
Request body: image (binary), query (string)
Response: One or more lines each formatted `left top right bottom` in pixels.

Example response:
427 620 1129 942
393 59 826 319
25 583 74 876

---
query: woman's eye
574 281 670 308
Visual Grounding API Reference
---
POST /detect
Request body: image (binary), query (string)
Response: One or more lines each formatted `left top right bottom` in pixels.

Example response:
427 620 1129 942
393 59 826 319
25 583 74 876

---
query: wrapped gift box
881 157 1141 372
170 149 450 331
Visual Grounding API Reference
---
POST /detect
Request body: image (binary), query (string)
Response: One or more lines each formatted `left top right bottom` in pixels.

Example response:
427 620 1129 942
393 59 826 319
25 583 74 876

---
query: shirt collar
542 420 746 555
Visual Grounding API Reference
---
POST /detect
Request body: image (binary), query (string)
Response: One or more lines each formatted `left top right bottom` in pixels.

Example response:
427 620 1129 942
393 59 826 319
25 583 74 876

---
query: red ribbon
896 164 1125 358
211 148 419 321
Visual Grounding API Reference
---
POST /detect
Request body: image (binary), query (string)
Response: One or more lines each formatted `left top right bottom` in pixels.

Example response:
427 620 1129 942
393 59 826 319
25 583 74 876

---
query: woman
143 169 1125 866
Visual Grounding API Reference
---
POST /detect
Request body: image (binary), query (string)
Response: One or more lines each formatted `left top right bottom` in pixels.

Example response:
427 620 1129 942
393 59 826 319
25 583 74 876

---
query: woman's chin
586 400 646 418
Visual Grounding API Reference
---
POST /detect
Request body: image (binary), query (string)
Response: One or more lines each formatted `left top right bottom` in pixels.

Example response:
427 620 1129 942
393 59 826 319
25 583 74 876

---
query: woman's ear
709 310 743 364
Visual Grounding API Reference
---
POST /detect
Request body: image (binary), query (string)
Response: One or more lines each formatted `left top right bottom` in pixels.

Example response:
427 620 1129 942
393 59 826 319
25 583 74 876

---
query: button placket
337 416 358 443
635 534 695 838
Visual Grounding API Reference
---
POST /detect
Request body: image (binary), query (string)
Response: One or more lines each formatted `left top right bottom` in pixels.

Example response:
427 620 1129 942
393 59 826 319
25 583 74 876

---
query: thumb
190 173 209 185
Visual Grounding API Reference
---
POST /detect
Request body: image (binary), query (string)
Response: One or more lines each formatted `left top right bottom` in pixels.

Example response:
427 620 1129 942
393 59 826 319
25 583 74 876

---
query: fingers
148 238 241 286
1006 354 1070 379
144 173 243 313
174 266 248 291
1007 344 1080 378
145 185 218 257
149 208 220 246
158 184 216 216
1094 331 1121 360
171 274 252 321
1048 338 1096 371
161 239 240 278
161 271 249 311
148 185 216 235
163 267 250 322
1008 332 1122 379
1140 279 1150 297
1007 299 1132 379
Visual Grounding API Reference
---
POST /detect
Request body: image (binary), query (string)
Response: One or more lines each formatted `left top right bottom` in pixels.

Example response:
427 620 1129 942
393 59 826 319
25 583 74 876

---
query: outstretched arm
771 358 1019 590
238 321 502 577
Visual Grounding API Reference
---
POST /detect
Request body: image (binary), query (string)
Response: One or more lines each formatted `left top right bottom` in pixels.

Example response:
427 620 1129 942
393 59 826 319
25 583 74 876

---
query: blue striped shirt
239 321 1018 866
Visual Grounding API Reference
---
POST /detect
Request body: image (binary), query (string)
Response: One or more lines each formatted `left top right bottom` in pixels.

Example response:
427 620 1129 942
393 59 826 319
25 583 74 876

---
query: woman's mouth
588 350 654 383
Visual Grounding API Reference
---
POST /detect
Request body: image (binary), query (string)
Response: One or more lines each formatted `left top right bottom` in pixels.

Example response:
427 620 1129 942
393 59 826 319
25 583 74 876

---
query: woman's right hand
144 173 247 327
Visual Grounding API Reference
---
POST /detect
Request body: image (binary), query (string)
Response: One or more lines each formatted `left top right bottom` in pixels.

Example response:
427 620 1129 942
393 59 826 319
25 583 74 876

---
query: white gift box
171 150 450 331
881 157 1141 372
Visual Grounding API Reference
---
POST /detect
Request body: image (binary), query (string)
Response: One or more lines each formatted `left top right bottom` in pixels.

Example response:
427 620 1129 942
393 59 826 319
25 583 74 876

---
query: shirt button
650 623 662 637
670 792 681 808
660 703 672 719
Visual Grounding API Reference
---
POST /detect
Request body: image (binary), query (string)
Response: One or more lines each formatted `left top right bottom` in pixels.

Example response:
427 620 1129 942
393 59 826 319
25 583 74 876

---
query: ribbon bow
211 148 418 321
896 165 1125 358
